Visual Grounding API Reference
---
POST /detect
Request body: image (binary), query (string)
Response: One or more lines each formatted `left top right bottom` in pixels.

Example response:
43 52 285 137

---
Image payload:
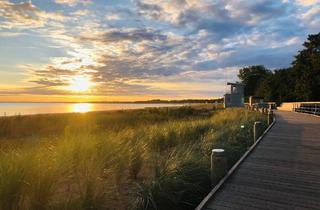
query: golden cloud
0 0 66 29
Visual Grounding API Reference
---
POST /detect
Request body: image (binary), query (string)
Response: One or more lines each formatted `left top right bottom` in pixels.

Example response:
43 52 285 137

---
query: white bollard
253 121 262 143
210 149 227 187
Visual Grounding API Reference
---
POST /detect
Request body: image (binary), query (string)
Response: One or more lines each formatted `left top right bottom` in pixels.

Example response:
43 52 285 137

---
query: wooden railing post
268 110 273 125
211 149 227 187
253 121 262 143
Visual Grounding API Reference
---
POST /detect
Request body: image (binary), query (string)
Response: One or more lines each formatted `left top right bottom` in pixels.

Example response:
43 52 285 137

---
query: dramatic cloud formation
0 0 319 101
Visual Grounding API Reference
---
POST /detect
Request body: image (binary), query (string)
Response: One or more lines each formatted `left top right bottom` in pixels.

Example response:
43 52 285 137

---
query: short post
210 149 227 187
267 110 273 125
263 108 267 114
253 121 262 143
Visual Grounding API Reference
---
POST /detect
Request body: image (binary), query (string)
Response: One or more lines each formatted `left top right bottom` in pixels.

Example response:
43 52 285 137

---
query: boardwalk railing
294 102 320 116
245 102 277 111
278 102 320 116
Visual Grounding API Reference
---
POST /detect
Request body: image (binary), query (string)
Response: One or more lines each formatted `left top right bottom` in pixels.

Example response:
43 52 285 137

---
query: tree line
238 32 320 104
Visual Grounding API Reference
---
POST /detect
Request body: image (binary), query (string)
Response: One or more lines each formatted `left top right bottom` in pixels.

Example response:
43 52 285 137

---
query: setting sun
70 103 93 113
67 75 93 92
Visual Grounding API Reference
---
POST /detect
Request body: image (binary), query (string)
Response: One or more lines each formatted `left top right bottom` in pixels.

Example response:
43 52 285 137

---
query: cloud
28 16 303 97
102 28 167 42
298 2 320 32
54 0 92 6
295 0 320 6
135 0 296 41
72 9 90 16
1 0 319 99
302 6 320 19
27 27 191 95
0 0 66 29
136 0 290 26
0 31 25 37
105 13 121 21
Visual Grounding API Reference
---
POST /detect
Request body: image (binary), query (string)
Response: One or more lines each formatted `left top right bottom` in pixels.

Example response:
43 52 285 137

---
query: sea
0 102 185 116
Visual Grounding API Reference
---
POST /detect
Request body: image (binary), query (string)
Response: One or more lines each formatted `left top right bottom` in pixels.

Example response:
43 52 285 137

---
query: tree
253 68 295 104
254 73 273 101
272 68 296 103
237 32 320 103
292 33 320 101
238 65 271 98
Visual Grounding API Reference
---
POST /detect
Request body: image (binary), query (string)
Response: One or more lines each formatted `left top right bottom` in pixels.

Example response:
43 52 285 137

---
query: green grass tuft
0 106 267 210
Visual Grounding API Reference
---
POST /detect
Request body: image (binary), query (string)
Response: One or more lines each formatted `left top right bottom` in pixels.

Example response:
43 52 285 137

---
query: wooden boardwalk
201 111 320 210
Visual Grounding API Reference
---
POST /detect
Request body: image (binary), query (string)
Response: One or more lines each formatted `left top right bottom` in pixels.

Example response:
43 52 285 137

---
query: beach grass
0 106 266 210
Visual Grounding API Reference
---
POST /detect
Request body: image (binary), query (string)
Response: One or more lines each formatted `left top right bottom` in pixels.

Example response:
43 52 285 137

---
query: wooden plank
200 111 320 210
222 183 320 206
195 112 276 210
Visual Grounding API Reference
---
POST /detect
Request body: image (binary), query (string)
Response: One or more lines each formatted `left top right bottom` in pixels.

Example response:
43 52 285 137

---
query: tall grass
0 107 266 210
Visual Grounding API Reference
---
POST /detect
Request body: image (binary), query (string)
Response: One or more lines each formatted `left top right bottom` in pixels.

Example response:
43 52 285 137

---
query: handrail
291 101 320 104
278 101 320 114
295 102 320 116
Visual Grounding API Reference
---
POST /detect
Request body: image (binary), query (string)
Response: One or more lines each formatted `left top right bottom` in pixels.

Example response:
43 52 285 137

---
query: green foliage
0 106 206 140
133 148 210 210
238 32 320 103
0 107 266 210
238 65 271 98
292 33 320 101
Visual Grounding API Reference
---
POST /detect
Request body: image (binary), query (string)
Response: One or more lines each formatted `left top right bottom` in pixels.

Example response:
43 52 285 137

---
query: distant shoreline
0 99 223 104
0 102 222 117
0 102 192 117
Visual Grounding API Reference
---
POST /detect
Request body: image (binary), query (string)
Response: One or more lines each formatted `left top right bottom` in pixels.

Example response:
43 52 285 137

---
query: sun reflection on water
71 103 93 113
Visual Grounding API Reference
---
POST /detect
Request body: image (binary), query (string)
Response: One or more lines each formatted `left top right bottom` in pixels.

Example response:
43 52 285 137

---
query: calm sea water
0 103 184 116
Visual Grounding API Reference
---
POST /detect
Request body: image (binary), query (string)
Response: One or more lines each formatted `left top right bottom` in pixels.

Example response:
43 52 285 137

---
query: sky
0 0 319 102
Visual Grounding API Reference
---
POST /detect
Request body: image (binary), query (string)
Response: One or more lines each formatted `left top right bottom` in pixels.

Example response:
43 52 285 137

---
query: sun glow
71 103 93 113
68 75 93 92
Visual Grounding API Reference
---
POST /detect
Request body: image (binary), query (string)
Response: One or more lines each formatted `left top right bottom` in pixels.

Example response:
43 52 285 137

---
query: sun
68 75 93 92
71 103 93 113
